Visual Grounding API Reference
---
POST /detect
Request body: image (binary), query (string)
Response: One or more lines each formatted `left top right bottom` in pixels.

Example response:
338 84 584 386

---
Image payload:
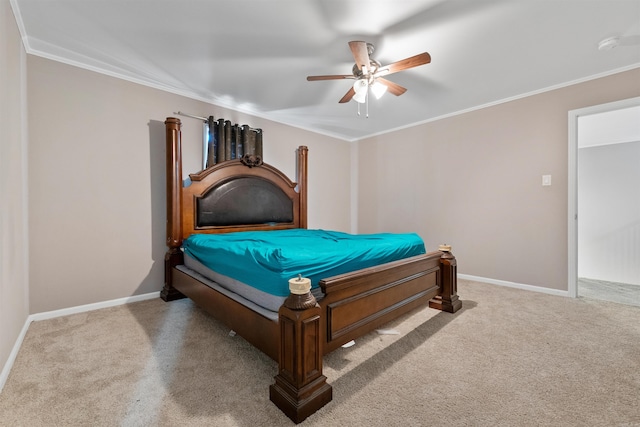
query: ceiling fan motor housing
352 59 381 79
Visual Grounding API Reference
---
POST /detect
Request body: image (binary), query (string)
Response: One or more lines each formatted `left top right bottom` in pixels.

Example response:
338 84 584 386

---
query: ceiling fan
307 41 431 105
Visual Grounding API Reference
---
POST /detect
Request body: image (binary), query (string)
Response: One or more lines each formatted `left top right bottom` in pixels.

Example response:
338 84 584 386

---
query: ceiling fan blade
349 41 370 73
375 52 431 77
307 75 354 81
339 87 355 103
376 78 407 96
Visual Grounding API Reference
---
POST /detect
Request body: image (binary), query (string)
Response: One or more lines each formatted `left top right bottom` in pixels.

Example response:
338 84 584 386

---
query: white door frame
567 96 640 298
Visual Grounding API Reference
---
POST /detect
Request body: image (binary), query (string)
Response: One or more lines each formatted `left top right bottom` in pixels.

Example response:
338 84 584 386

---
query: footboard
271 247 461 422
319 252 442 353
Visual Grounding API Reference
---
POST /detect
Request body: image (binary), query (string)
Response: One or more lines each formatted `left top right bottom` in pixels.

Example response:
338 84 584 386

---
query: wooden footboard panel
172 267 280 360
319 252 442 354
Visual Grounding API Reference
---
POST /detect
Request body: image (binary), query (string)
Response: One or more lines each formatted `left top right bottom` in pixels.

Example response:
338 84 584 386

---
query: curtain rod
173 111 262 132
173 111 208 121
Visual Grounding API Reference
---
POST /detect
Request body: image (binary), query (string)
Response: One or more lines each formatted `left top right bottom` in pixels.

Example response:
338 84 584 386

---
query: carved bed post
161 117 186 302
270 276 332 423
429 245 462 313
297 146 308 229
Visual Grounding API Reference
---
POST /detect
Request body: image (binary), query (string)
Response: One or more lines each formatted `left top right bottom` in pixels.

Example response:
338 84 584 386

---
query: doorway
568 97 640 303
568 97 640 304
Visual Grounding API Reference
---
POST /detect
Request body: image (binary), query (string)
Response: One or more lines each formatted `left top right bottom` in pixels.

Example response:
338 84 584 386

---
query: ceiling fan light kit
307 41 431 117
370 80 388 99
352 79 368 103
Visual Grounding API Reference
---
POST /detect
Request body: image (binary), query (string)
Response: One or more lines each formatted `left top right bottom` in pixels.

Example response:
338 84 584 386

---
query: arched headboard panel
196 176 294 227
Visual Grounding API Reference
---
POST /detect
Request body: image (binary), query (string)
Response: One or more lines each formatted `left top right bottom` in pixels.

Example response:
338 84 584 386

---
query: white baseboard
458 274 570 298
30 291 160 322
0 316 32 394
0 291 160 394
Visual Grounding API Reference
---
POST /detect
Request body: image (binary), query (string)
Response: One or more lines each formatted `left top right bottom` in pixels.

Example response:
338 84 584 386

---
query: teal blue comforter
183 229 425 297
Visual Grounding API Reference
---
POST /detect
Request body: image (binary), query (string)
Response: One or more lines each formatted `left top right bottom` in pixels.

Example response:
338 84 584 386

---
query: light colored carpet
1 280 639 426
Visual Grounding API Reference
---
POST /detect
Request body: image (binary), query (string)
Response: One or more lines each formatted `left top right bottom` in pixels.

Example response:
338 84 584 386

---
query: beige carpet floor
1 280 639 427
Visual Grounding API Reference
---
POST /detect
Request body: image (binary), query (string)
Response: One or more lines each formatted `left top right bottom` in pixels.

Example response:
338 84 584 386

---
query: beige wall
0 0 29 387
13 12 640 318
357 68 640 291
27 56 351 314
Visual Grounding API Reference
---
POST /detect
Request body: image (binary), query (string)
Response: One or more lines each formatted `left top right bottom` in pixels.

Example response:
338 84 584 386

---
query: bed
161 117 462 423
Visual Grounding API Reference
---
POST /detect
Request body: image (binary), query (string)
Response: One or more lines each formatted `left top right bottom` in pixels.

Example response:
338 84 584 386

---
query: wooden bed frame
161 117 461 423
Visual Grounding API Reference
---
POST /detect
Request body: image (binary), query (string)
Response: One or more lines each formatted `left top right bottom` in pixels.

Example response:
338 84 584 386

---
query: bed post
429 245 462 313
297 146 308 229
161 117 186 302
270 277 332 423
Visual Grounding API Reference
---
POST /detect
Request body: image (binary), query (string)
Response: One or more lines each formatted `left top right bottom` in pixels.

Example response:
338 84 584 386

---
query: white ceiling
11 0 640 141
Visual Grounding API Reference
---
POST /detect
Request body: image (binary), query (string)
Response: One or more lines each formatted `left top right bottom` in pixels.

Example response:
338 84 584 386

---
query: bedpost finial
284 276 316 310
289 275 311 295
165 117 181 126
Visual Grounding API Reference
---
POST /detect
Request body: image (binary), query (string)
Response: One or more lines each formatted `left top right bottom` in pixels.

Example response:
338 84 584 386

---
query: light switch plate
542 175 552 186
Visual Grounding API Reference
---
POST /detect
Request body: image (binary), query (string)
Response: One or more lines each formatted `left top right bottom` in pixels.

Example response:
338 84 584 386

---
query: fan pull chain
366 88 369 118
356 88 370 118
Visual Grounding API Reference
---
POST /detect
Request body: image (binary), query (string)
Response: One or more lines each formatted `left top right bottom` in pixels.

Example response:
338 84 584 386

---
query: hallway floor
578 277 640 308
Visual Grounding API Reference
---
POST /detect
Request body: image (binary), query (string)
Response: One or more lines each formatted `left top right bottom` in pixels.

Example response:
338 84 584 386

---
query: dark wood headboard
165 117 308 252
